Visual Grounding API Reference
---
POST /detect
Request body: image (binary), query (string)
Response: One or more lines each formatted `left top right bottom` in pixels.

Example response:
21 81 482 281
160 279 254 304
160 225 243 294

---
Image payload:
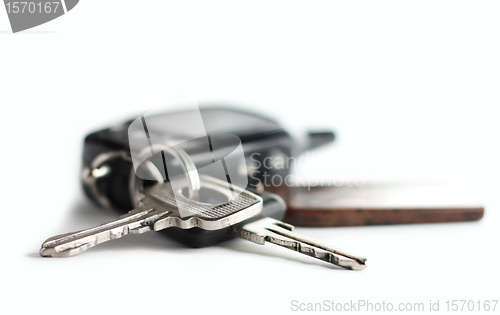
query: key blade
234 217 367 270
40 207 165 257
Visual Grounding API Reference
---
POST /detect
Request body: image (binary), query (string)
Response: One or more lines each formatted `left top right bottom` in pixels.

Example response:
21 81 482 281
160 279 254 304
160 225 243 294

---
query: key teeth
266 229 367 270
40 224 133 257
40 242 92 258
130 225 152 234
42 231 82 245
236 217 367 270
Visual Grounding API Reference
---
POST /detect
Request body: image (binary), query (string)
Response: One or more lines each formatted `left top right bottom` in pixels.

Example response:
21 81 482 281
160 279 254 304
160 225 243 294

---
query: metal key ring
131 143 201 202
82 151 133 210
83 144 201 210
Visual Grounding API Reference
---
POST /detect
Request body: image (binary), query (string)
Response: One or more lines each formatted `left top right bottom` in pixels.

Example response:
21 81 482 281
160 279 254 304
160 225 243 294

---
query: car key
160 187 288 248
233 217 366 270
42 104 366 269
40 176 263 257
40 176 366 269
162 187 367 270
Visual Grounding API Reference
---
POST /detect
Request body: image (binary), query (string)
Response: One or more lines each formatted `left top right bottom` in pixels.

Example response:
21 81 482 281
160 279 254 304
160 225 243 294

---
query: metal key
233 217 367 270
41 175 367 270
40 176 263 257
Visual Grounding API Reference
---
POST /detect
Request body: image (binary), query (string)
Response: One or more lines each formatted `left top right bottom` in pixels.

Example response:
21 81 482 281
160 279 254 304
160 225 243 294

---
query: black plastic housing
80 107 334 247
82 107 334 211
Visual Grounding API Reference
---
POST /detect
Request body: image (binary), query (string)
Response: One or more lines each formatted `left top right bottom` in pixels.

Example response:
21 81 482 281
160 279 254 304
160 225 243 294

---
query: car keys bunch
40 104 366 270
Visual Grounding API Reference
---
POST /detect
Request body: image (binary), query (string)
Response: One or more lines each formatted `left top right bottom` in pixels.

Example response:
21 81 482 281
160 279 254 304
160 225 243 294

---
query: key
41 175 367 270
40 175 263 257
232 217 367 270
159 189 366 270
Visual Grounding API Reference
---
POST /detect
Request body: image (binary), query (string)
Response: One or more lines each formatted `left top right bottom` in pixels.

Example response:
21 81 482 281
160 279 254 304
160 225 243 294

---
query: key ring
82 151 132 210
83 144 201 210
130 143 201 205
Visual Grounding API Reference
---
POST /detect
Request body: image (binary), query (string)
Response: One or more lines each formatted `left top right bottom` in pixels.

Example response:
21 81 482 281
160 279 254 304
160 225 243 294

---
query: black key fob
81 106 334 211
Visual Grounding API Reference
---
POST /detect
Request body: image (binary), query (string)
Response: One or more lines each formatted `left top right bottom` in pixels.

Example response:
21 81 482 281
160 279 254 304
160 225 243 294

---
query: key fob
161 188 286 248
277 184 484 226
81 106 334 211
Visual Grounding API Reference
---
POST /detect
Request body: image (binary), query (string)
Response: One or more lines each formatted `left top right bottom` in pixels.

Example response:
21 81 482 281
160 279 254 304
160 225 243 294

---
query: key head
159 189 287 248
142 175 263 231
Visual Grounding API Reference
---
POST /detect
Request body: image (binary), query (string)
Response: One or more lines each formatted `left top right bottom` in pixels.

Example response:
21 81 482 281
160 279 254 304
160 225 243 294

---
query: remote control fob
81 106 334 211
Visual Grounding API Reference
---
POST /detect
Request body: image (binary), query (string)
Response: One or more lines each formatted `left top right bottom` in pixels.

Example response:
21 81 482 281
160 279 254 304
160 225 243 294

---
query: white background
1 1 499 314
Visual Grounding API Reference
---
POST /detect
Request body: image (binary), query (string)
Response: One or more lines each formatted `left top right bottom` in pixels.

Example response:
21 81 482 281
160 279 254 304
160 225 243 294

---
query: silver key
40 176 263 257
41 175 367 270
233 217 367 270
